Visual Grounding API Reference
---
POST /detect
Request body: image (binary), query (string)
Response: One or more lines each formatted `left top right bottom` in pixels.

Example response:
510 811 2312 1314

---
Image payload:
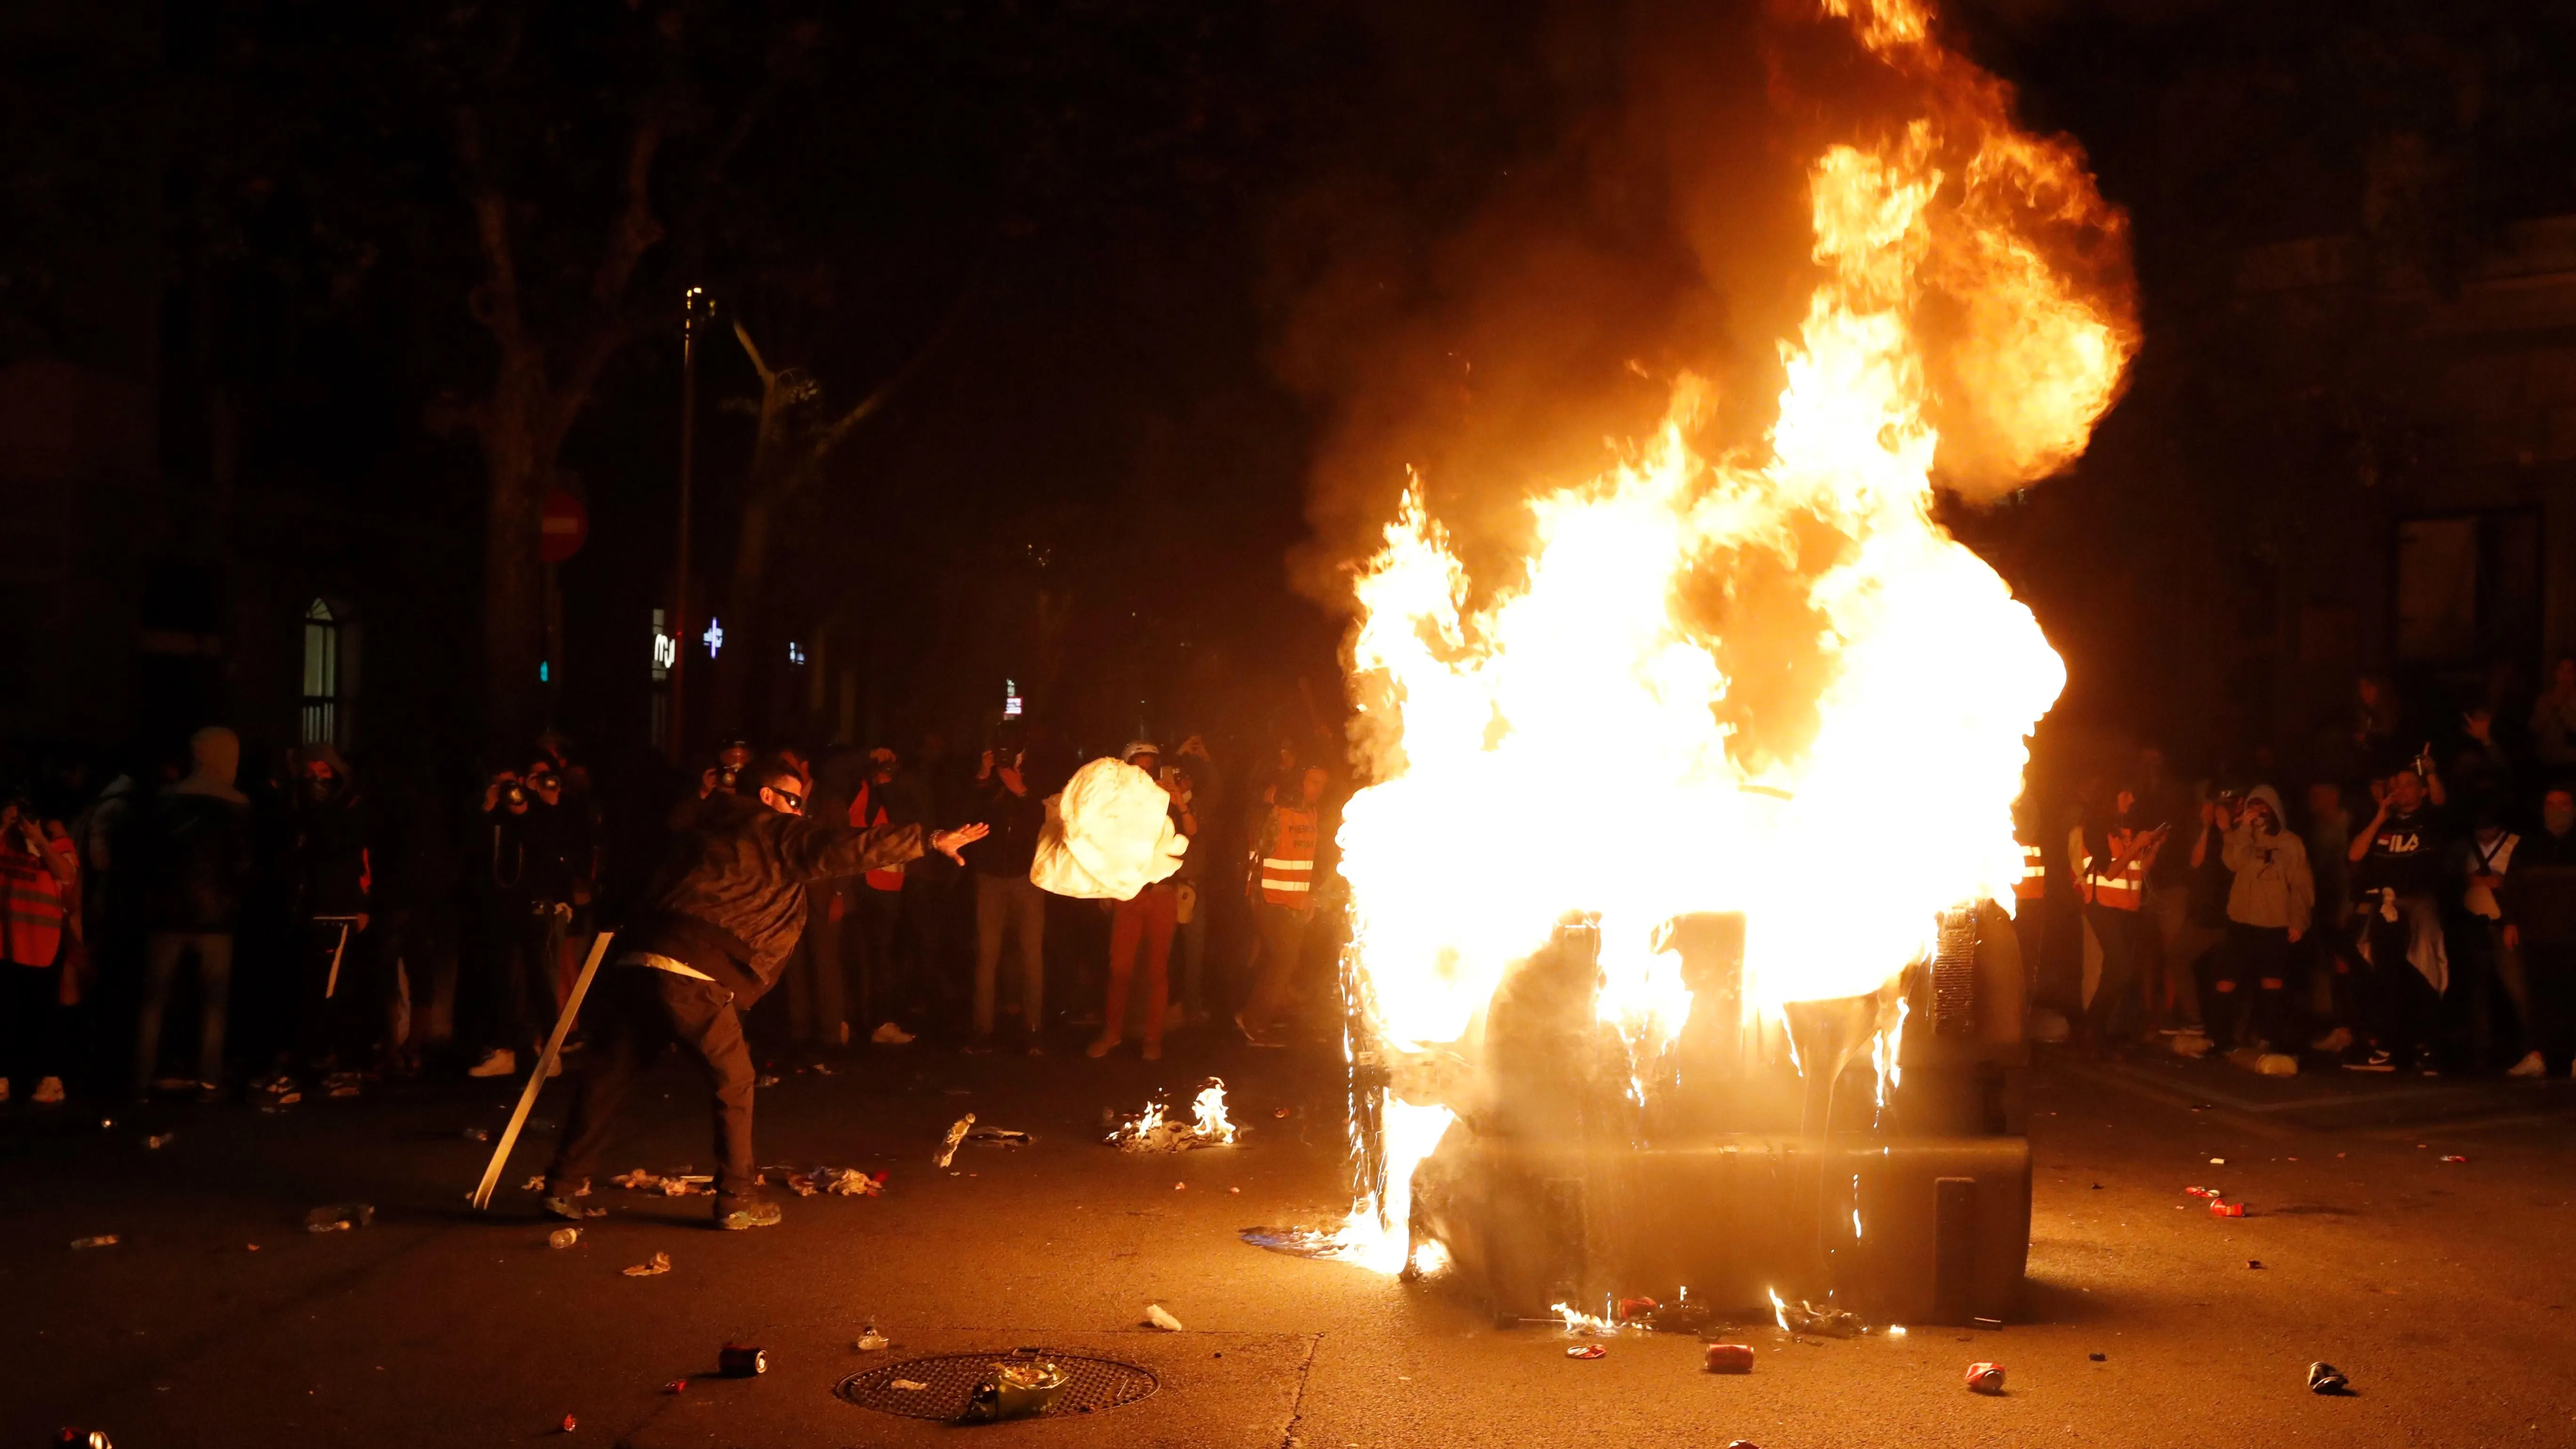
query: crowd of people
0 720 1348 1109
2025 664 2576 1079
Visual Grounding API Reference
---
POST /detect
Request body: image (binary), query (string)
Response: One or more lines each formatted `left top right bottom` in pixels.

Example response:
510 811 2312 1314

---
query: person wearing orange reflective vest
2 797 80 1106
2077 781 2167 1047
1235 764 1331 1047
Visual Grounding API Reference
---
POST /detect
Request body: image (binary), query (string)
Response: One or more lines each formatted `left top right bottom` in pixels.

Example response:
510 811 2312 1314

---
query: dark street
9 1033 2576 1448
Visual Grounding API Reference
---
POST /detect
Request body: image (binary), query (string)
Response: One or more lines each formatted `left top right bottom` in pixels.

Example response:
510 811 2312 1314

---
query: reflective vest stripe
1260 810 1319 907
2082 832 2147 910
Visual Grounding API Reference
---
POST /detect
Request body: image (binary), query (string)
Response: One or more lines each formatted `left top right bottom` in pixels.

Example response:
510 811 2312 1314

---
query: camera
503 782 529 807
715 765 741 792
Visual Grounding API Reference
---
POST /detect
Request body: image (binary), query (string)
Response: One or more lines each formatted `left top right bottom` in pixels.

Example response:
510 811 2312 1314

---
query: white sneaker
32 1076 65 1104
2310 1026 2354 1054
2169 1031 2214 1058
467 1048 517 1079
871 1022 915 1046
2508 1050 2546 1078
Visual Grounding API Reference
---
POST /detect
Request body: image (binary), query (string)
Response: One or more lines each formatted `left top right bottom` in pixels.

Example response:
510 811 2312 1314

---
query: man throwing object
543 755 985 1230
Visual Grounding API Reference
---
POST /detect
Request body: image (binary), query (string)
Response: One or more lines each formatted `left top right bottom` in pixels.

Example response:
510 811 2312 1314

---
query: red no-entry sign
540 488 589 564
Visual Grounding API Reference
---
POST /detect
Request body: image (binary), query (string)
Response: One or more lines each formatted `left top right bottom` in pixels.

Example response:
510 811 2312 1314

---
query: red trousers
1104 884 1179 1045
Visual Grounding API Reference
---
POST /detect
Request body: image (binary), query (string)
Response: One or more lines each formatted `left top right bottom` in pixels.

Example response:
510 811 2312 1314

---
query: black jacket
146 792 253 932
2505 826 2576 948
625 793 923 1004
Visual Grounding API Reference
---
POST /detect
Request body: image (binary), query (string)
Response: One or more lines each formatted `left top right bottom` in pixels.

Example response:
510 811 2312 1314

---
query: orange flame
1328 0 2134 1272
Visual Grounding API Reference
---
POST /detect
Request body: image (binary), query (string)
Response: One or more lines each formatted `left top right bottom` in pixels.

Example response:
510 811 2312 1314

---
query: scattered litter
610 1168 713 1197
145 1133 175 1150
58 1432 111 1449
463 1127 491 1142
521 1175 546 1192
1229 1186 1240 1194
2088 1352 2106 1362
548 1227 581 1249
963 1359 1070 1422
2184 1186 2221 1199
871 1022 914 1045
2210 1200 2246 1218
1110 1080 1240 1152
891 1379 928 1393
2439 1155 2467 1164
1565 1344 1606 1360
1272 1106 1291 1118
966 1125 1035 1147
2307 1361 2350 1395
718 1344 766 1377
558 1413 576 1433
755 1074 781 1088
812 1063 836 1076
303 1203 374 1232
936 1114 975 1169
622 1252 672 1278
830 1168 886 1198
855 1328 890 1352
1175 1182 1186 1191
664 1379 688 1394
1144 1304 1185 1332
1704 1343 1755 1373
71 1235 119 1250
1725 1442 1760 1449
2210 1157 2226 1166
1965 1362 2006 1394
2248 1259 2264 1270
1776 1298 1861 1338
1618 1296 1660 1321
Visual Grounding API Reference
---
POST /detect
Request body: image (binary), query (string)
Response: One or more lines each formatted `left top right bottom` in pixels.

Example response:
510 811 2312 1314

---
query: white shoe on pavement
871 1022 915 1046
32 1076 65 1104
2310 1026 2354 1054
2508 1050 2546 1078
467 1048 517 1079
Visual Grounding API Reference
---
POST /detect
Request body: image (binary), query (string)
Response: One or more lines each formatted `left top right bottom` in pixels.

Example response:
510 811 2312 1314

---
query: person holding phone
2344 749 2450 1073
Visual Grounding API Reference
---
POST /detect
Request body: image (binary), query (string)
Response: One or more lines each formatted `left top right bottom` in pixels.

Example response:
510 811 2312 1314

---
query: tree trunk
480 362 551 750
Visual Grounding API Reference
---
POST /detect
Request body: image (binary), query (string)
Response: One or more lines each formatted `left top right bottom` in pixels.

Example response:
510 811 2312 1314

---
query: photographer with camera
965 728 1050 1053
539 755 984 1230
470 761 592 1079
2344 746 2452 1073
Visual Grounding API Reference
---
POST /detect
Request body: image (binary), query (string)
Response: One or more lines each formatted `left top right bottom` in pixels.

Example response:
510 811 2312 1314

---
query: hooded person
282 741 376 1088
136 727 254 1102
539 755 986 1231
2212 784 2313 1055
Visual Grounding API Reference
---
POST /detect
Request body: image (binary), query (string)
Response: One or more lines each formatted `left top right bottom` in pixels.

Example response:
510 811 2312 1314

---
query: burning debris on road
1108 1079 1239 1152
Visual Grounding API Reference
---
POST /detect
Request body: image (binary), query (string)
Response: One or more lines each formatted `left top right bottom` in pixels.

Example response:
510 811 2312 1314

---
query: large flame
1329 0 2134 1272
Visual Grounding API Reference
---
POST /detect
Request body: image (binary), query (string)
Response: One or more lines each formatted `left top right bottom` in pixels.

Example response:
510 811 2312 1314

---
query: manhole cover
837 1349 1159 1421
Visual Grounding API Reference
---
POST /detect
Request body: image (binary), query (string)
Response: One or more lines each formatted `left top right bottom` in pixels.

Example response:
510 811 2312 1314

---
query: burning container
1398 905 2029 1327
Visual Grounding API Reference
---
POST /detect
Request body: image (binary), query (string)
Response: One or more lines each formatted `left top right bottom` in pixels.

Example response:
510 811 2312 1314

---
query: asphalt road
6 1033 2576 1448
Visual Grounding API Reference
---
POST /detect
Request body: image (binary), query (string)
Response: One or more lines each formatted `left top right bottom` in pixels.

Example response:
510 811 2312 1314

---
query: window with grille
301 598 341 746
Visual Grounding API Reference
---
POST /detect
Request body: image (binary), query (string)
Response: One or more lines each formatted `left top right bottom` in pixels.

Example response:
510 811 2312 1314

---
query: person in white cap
1089 742 1196 1061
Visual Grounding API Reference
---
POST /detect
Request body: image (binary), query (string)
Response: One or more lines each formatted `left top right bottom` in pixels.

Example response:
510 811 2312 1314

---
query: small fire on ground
1108 1079 1240 1153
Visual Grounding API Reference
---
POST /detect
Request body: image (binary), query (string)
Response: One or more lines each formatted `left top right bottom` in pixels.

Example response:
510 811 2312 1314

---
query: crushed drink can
547 1227 580 1249
1564 1344 1606 1360
2209 1200 2246 1218
2184 1186 2220 1199
559 1413 576 1433
1617 1296 1659 1321
2307 1361 2349 1394
1964 1361 2005 1394
1704 1343 1755 1374
719 1344 767 1377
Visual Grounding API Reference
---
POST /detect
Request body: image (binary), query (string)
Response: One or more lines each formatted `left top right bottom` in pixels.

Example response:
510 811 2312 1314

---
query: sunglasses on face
768 786 805 813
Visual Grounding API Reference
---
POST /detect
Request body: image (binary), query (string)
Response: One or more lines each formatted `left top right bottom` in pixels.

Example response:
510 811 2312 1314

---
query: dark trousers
3 963 64 1088
502 900 570 1049
1241 902 1313 1031
2208 922 2294 1051
547 966 758 1201
2525 942 2576 1074
853 885 904 1026
293 916 380 1067
2357 899 2444 1060
2082 904 2148 1040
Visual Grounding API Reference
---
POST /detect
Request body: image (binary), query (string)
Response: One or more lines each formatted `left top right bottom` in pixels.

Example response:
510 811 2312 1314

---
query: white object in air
1030 757 1187 901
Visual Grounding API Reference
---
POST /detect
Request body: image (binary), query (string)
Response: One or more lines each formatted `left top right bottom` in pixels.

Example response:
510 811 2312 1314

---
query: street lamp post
668 285 706 763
